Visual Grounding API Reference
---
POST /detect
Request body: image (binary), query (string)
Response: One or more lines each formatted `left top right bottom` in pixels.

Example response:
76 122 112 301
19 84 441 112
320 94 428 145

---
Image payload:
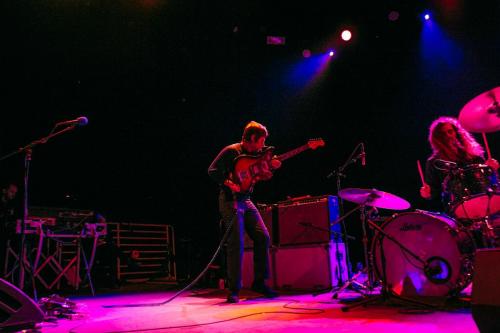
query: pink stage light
266 36 286 45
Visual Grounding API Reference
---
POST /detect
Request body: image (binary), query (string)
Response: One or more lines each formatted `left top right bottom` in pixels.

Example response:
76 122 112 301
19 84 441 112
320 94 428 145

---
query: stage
38 287 477 333
2 2 499 332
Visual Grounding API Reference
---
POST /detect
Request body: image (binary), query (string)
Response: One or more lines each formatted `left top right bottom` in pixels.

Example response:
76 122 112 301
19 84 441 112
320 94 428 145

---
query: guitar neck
277 144 310 162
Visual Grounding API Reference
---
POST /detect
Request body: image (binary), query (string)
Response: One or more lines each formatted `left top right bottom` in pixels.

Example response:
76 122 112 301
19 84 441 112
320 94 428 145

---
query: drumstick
417 160 426 186
482 132 492 160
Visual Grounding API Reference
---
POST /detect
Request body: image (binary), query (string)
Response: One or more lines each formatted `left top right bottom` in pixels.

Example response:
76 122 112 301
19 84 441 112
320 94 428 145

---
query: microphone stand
0 124 81 295
321 143 363 297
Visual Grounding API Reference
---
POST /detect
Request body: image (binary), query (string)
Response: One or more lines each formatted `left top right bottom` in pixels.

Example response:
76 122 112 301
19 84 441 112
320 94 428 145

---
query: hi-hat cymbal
458 87 500 133
338 188 411 210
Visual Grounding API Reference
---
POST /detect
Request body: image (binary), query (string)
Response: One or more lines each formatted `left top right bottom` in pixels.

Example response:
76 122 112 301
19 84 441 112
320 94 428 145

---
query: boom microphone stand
0 118 87 293
323 143 365 297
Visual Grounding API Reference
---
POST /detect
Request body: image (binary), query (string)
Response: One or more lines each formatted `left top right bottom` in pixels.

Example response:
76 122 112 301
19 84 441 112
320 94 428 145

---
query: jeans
219 192 270 292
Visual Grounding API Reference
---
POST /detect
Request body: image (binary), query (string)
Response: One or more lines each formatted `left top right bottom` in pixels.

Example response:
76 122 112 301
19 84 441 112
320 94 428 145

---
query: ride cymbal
458 87 500 133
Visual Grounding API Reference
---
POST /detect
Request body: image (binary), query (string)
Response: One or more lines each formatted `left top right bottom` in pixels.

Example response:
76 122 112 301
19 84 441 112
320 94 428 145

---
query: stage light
341 30 352 42
302 49 312 58
423 12 431 21
266 36 286 45
328 50 335 57
388 10 400 21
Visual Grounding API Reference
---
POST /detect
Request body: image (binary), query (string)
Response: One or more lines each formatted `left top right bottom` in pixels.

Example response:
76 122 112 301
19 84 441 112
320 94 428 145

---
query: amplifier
276 195 342 246
243 203 276 249
242 248 276 288
472 248 500 333
273 242 348 291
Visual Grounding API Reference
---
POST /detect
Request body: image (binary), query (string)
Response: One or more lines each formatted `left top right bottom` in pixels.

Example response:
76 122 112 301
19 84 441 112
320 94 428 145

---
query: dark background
2 1 499 277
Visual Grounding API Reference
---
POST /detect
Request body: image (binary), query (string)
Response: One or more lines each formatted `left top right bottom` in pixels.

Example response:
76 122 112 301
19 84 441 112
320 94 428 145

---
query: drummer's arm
422 160 440 200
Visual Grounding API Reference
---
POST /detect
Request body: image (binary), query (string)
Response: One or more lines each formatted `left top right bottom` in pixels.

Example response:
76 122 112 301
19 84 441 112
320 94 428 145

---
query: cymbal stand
312 199 371 298
330 202 378 299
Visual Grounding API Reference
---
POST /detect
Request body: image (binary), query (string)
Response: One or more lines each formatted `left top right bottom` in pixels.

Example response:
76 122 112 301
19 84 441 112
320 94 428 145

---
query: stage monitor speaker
243 204 276 249
276 195 342 246
472 248 500 333
273 241 348 291
0 278 44 331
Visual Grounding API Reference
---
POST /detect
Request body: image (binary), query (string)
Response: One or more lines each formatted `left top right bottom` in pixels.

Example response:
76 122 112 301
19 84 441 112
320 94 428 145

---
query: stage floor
38 288 478 333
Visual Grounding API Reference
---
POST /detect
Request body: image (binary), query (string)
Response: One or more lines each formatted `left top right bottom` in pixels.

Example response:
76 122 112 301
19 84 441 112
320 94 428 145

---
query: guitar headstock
307 138 325 150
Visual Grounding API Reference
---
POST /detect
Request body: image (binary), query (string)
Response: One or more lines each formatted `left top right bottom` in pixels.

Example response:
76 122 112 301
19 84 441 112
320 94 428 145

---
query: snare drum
372 211 475 297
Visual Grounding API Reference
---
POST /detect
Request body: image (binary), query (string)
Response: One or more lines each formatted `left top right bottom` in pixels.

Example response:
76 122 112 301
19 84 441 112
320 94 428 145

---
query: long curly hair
428 116 484 161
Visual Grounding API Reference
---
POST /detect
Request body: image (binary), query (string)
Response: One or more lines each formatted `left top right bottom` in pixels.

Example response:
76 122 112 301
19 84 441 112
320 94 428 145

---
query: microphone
360 143 366 167
56 116 89 127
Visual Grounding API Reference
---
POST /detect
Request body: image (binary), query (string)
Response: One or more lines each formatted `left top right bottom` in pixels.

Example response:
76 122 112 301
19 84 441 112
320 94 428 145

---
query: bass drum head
372 211 475 297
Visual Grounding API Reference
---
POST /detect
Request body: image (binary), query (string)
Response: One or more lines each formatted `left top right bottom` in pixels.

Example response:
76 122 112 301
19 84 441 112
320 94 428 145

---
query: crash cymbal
458 87 500 133
338 188 411 210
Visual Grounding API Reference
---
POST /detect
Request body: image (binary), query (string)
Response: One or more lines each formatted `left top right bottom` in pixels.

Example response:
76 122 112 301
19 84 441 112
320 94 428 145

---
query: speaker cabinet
243 204 275 249
241 249 275 289
472 248 500 333
273 242 348 291
0 279 44 331
276 195 341 246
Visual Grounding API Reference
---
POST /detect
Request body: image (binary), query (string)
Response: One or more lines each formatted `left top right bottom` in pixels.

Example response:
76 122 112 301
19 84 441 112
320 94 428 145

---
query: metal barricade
107 222 176 282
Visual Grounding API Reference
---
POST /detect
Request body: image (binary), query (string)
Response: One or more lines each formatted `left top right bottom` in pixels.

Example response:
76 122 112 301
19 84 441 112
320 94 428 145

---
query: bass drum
372 211 475 297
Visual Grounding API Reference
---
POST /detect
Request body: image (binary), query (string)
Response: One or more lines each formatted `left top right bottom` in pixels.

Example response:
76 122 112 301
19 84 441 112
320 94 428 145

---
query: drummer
420 116 499 210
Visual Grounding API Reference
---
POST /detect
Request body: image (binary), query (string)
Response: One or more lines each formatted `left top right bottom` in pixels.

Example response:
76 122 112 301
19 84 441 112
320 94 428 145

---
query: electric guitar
232 138 325 192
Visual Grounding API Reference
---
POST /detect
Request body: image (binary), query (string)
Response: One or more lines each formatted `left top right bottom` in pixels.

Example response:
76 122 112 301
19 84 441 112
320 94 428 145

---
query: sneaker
251 282 278 298
226 292 239 303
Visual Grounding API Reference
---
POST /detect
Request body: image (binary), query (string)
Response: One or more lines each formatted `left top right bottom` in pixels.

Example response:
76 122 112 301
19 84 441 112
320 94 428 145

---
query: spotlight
328 50 335 57
388 10 400 21
423 12 431 21
302 49 312 58
266 35 286 45
341 30 352 42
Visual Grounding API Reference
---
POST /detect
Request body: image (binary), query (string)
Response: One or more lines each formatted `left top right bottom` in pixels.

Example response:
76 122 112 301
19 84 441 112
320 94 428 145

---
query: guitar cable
102 216 234 308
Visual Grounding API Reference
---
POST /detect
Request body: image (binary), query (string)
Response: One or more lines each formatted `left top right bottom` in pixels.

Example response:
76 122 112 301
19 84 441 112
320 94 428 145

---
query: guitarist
208 121 280 303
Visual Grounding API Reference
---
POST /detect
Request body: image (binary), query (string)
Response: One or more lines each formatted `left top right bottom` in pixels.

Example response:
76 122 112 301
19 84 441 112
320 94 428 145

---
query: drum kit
335 87 500 308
